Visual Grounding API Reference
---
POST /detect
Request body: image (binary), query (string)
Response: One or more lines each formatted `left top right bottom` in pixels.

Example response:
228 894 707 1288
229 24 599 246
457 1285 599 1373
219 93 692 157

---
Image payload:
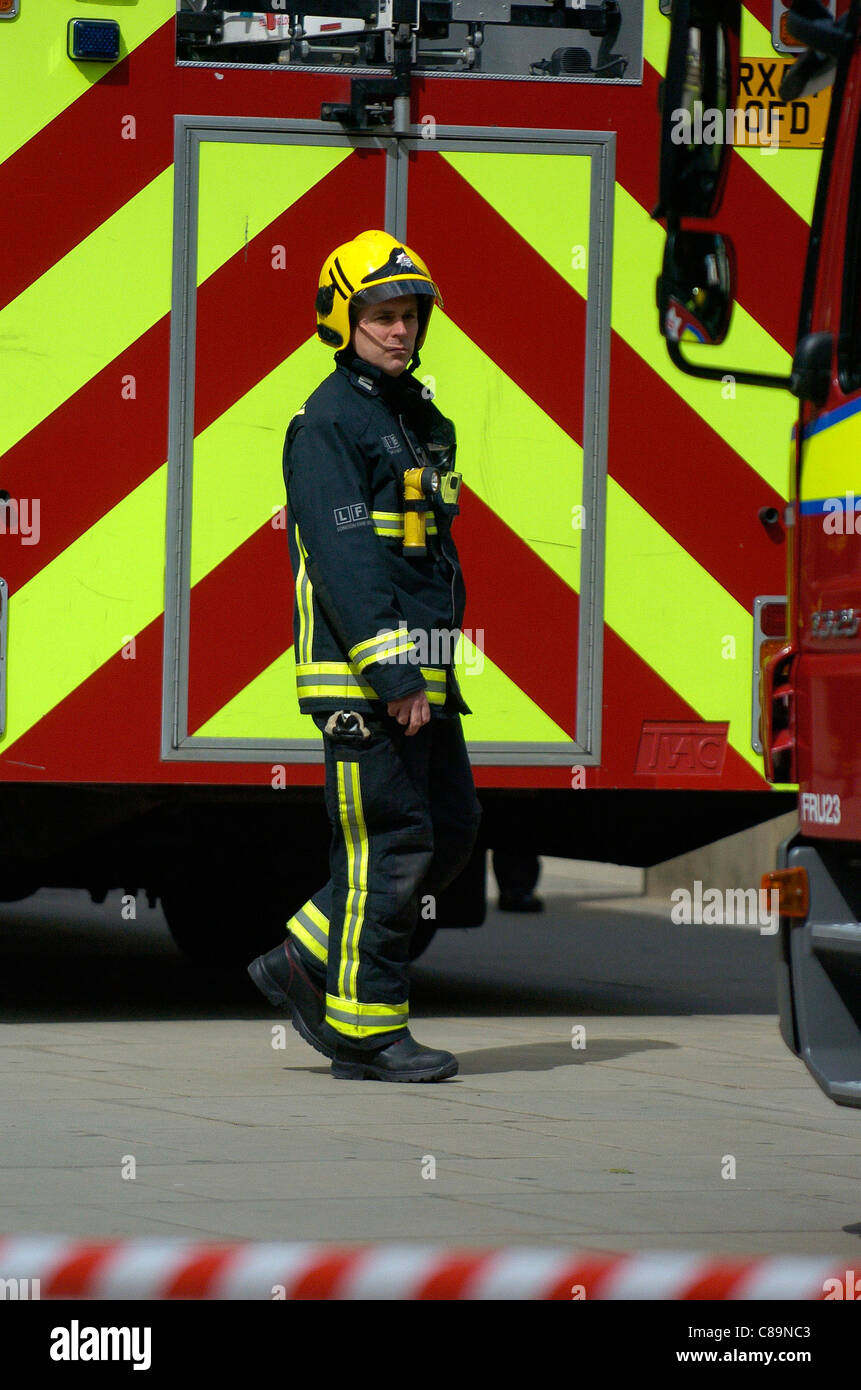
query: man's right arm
285 410 426 705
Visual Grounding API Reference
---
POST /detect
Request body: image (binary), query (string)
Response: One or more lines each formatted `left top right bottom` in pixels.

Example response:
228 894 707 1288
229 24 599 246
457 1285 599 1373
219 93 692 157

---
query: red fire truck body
656 0 861 1105
0 2 795 963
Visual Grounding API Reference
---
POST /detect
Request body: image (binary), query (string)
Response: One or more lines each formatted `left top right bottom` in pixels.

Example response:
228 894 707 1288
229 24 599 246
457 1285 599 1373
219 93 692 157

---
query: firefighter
249 230 482 1082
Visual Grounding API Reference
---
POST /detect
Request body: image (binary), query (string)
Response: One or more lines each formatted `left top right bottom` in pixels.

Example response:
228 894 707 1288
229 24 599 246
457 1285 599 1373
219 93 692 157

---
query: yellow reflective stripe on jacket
371 511 437 538
349 628 415 670
294 526 314 666
295 663 448 703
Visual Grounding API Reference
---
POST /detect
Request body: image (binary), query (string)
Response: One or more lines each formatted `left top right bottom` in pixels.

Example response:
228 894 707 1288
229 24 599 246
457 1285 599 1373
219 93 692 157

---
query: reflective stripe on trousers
286 712 482 1044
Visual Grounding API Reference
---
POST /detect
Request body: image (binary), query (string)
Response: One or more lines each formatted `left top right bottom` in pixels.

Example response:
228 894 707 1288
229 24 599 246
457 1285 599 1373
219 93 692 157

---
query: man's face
351 293 419 376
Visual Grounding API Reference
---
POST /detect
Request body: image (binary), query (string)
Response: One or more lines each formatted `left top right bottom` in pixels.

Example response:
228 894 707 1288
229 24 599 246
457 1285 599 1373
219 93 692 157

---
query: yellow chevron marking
190 338 323 584
0 145 357 458
443 150 593 296
0 3 174 167
192 649 305 739
611 181 794 496
3 469 167 752
643 3 819 221
2 337 323 753
195 630 569 742
186 302 762 767
5 133 762 768
603 486 757 773
452 633 570 742
438 150 591 302
197 142 352 285
429 315 584 597
6 313 757 766
443 149 793 496
190 319 576 743
426 315 762 772
0 168 174 458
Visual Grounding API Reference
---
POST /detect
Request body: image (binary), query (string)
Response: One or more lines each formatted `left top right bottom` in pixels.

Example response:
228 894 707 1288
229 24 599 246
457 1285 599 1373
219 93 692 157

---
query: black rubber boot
493 849 543 911
497 889 545 913
248 939 337 1060
330 1030 458 1083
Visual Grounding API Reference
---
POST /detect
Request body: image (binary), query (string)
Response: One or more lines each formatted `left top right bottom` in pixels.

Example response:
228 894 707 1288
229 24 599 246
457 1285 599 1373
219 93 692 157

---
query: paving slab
2 880 861 1260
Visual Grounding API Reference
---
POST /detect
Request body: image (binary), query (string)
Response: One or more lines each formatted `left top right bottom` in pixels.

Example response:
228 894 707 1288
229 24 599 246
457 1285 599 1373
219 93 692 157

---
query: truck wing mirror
654 0 740 221
657 225 793 390
657 227 733 346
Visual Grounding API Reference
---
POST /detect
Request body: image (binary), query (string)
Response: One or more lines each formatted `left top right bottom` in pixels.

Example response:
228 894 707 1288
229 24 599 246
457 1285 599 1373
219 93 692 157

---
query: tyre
161 876 294 972
409 920 438 961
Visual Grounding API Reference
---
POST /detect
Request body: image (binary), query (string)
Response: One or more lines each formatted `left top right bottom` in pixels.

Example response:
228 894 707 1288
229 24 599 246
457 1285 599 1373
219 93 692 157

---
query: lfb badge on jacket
333 502 370 530
381 434 403 455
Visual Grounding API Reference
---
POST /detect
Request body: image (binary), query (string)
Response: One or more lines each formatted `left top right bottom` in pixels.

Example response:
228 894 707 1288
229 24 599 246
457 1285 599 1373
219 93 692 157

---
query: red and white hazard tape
0 1237 852 1299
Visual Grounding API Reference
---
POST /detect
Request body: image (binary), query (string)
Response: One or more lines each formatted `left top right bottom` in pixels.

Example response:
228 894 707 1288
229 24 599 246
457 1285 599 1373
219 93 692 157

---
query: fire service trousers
286 710 482 1048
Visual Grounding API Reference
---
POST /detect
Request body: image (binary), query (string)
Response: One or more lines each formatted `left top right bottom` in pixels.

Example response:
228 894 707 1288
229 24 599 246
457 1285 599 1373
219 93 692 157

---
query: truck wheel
435 841 487 929
160 879 293 973
409 921 438 961
408 841 488 960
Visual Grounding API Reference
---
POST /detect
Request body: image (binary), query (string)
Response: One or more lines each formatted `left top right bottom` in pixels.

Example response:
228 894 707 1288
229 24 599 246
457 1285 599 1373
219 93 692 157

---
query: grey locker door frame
162 117 612 767
394 128 612 767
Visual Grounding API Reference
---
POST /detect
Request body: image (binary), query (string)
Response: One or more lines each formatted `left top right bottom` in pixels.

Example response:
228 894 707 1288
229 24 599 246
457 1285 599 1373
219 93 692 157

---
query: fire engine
655 0 861 1107
0 1 797 970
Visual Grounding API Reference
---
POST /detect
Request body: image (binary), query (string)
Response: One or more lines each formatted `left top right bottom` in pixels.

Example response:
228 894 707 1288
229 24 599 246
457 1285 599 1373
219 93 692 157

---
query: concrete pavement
1 863 860 1258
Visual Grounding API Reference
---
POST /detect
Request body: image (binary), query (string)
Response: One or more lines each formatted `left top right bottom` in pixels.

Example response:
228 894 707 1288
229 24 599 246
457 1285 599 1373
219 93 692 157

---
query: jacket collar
335 351 426 409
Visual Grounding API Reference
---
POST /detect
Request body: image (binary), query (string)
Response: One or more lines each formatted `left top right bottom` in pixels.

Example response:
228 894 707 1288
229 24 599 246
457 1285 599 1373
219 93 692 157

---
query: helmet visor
351 278 442 309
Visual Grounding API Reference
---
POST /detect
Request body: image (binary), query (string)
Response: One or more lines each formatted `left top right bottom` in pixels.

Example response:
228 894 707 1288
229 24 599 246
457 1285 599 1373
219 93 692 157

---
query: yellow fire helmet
315 229 443 354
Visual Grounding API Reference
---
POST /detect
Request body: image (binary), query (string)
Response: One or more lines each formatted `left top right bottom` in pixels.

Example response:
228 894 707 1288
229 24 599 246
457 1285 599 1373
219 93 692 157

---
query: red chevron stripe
461 495 760 788
0 26 172 315
0 20 350 313
459 490 577 736
1 472 763 789
0 607 319 786
744 0 777 30
2 18 802 358
5 144 783 626
182 479 763 789
413 64 806 355
186 485 576 739
0 318 170 598
601 628 765 789
606 334 786 616
0 156 385 599
2 31 796 612
410 155 785 614
189 152 385 436
187 523 291 736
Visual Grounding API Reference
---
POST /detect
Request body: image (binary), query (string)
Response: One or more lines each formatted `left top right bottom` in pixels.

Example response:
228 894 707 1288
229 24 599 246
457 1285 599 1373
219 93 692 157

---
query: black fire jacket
283 351 470 719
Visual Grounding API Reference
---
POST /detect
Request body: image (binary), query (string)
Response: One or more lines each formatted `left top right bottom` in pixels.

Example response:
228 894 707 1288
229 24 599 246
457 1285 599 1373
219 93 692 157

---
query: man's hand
387 690 431 735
